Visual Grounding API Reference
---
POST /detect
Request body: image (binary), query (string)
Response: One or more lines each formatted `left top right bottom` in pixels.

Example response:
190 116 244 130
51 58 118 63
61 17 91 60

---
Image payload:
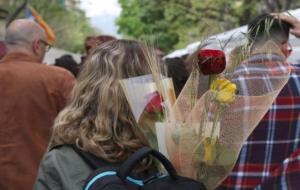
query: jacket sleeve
45 66 76 113
33 152 63 190
57 69 75 112
52 66 76 113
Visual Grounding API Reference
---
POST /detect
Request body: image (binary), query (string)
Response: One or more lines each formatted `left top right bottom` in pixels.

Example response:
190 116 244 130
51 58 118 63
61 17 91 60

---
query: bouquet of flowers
119 74 176 150
165 40 290 189
120 40 290 190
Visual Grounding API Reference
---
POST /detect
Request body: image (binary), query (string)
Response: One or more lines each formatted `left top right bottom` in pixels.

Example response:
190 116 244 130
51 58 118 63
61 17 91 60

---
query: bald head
5 19 46 47
4 19 48 62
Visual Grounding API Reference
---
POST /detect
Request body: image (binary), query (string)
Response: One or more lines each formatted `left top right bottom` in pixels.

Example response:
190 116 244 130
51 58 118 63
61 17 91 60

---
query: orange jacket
0 53 75 190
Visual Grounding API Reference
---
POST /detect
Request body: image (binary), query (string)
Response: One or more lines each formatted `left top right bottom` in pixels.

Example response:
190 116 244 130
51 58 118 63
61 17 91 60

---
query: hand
272 13 300 38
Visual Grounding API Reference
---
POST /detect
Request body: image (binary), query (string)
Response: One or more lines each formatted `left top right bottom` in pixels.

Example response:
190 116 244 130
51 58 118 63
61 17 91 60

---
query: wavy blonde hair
50 40 160 165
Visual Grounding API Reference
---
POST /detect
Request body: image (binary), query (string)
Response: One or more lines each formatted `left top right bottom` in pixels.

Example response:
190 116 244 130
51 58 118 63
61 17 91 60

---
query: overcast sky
79 0 121 37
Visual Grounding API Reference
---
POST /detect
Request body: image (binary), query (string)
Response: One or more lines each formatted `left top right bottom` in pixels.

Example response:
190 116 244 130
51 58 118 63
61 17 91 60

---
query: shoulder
40 65 75 81
44 145 83 167
40 146 77 171
38 65 75 95
35 145 91 190
282 65 300 96
48 145 74 156
39 145 93 178
12 62 76 85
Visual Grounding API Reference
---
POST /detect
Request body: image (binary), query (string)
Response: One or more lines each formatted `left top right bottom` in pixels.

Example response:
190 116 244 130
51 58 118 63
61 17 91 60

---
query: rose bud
145 91 164 114
198 49 226 75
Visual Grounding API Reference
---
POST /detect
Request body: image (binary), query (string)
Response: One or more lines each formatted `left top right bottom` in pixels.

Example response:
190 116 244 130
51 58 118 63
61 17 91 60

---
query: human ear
280 42 291 57
32 40 40 55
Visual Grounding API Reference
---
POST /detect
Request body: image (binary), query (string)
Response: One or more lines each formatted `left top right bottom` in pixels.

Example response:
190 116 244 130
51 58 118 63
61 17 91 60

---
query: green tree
1 0 97 53
117 0 179 52
117 0 300 53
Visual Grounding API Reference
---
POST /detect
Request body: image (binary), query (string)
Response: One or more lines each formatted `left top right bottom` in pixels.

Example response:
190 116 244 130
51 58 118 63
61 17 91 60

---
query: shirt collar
248 40 286 63
246 53 285 64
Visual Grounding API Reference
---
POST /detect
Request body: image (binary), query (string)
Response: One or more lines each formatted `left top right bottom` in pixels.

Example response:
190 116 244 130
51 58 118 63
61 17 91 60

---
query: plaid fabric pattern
255 148 300 190
217 54 300 190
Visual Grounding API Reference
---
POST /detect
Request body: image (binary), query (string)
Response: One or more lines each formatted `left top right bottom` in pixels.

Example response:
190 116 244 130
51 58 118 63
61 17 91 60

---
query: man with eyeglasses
0 19 75 190
217 14 300 190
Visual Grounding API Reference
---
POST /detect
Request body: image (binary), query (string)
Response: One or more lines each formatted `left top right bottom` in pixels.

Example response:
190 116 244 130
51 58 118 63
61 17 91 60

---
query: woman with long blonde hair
34 39 159 190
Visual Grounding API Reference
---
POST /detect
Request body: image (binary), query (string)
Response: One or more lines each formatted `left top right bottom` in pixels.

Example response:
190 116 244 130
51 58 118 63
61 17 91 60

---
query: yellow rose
210 78 237 103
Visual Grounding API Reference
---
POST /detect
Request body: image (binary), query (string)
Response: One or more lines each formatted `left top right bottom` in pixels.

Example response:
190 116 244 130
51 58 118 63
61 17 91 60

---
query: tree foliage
117 0 300 53
1 0 97 53
117 0 179 52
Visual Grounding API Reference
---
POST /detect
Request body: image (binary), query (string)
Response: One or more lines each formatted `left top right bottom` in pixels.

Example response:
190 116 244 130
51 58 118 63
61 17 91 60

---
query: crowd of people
0 12 300 190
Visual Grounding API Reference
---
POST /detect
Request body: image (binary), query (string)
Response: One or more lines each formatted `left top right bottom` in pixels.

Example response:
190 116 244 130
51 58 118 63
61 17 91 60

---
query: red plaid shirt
255 148 300 190
217 54 300 190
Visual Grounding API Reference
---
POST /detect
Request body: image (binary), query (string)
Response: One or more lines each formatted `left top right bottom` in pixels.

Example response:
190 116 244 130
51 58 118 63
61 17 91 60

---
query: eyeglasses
39 40 51 52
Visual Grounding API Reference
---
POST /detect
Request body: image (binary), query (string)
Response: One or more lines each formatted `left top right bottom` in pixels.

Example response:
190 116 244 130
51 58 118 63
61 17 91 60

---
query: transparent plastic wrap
120 41 290 190
165 41 290 189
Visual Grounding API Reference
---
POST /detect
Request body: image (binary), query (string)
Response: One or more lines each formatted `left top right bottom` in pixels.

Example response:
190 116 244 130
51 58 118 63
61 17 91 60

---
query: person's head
50 39 160 166
248 13 292 57
54 55 79 77
84 35 116 55
164 57 188 97
5 19 50 62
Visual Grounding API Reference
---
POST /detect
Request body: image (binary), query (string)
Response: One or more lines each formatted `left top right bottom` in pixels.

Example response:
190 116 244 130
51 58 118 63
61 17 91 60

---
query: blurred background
1 0 300 63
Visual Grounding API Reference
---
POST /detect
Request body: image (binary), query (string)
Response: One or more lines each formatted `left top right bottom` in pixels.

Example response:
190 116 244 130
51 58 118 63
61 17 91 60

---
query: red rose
145 91 164 114
198 49 226 75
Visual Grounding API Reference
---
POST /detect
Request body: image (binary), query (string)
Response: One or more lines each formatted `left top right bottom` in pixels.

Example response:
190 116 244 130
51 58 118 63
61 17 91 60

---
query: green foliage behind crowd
117 0 300 53
2 0 300 53
2 0 97 53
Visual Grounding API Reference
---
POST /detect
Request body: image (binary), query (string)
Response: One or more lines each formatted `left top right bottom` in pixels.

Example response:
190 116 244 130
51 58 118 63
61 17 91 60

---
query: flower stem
208 74 217 89
209 109 220 140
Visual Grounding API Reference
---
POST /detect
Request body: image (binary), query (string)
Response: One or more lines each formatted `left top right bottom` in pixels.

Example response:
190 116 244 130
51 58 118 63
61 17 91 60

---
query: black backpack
73 146 206 190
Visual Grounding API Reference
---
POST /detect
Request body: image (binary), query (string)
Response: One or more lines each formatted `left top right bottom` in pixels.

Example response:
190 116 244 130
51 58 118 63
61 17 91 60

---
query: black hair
248 13 292 44
164 57 189 97
54 54 79 77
